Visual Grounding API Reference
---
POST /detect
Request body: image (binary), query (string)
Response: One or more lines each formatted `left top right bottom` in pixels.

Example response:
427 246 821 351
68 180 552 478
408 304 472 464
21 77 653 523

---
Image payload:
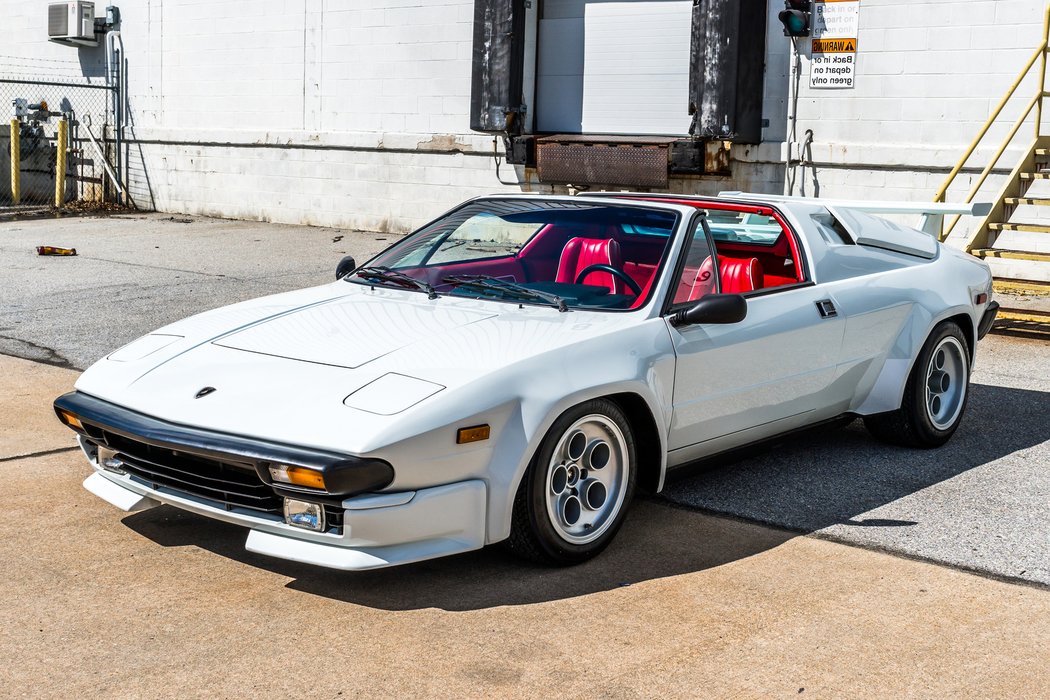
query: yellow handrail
933 4 1050 234
1035 4 1050 136
936 41 1041 203
940 91 1040 240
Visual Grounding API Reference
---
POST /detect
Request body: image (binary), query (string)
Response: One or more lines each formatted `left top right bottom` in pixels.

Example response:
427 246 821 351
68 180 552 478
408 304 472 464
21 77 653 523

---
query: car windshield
348 199 679 311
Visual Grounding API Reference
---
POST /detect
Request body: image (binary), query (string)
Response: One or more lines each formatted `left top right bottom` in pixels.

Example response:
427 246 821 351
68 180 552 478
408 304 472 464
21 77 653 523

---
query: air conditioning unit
48 1 98 47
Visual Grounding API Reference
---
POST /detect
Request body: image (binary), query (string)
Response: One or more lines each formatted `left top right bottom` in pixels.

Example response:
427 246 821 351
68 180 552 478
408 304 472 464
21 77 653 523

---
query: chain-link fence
0 78 118 211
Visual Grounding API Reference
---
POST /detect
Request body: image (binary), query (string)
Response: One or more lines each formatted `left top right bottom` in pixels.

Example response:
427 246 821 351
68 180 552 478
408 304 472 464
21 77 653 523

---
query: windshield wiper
353 266 438 299
443 275 568 312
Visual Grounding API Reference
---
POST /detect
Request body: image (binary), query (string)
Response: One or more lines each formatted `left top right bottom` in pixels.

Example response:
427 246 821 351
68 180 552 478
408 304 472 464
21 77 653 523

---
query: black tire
505 398 637 565
864 321 971 448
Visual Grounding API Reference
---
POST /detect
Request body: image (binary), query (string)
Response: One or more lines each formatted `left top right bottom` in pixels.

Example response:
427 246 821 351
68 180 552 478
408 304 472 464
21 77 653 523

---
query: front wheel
506 399 636 565
865 321 971 448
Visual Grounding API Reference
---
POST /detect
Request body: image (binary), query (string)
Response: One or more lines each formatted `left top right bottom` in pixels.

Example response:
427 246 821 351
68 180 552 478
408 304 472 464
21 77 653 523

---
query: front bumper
58 391 487 570
82 456 487 570
55 391 394 503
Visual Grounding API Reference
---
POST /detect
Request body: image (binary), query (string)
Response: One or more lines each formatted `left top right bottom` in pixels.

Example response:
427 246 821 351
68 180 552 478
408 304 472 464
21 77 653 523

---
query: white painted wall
773 0 1047 209
0 0 1047 232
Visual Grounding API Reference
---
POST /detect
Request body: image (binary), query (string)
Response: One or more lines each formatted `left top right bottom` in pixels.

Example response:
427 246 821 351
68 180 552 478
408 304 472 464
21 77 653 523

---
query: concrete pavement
0 355 78 460
3 355 1049 698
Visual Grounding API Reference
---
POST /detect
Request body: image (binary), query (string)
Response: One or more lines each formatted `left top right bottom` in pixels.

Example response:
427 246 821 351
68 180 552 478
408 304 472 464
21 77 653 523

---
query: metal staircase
934 7 1050 336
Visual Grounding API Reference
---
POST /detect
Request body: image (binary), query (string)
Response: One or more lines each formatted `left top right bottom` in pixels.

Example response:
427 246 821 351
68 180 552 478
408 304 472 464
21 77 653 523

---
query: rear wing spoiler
718 192 992 237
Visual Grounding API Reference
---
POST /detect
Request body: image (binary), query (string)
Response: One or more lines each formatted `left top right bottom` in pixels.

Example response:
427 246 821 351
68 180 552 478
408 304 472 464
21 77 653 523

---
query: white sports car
55 193 999 570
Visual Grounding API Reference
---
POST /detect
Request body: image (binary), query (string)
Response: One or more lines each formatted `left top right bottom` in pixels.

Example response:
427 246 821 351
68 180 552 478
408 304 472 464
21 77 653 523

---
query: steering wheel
575 264 643 296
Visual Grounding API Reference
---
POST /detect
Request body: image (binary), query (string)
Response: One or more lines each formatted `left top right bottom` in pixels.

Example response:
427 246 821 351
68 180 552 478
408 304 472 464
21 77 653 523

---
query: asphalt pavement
1 212 1048 591
0 212 392 369
661 340 1050 586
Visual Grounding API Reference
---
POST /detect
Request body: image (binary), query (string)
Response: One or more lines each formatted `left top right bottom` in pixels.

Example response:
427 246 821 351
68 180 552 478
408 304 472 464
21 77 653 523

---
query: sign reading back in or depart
810 0 860 89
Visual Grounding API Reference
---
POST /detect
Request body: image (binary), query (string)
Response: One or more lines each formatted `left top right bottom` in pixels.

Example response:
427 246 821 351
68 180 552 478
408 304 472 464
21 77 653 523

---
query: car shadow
122 498 792 611
121 382 1050 611
657 383 1050 532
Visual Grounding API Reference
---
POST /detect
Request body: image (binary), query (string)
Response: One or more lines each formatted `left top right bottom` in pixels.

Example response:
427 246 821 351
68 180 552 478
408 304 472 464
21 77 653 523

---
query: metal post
9 119 19 205
55 119 68 208
784 39 799 195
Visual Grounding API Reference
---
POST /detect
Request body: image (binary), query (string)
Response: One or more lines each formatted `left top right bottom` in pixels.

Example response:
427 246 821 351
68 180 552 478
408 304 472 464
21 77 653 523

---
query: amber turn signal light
56 408 84 431
269 464 326 490
457 425 490 444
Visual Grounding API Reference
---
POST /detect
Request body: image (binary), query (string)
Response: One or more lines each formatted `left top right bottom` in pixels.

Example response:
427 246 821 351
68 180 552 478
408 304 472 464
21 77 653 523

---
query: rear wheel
865 321 970 448
506 399 636 565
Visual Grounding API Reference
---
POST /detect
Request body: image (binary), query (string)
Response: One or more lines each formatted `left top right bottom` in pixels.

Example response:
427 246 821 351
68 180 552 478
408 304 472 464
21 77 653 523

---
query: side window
670 218 718 306
706 208 805 292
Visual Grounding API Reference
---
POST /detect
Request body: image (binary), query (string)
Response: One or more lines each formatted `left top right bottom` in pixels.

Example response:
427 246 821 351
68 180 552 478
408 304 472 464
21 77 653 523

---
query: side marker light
457 425 491 444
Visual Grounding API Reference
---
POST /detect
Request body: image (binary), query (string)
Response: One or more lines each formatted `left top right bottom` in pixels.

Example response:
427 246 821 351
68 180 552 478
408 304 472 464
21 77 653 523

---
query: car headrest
720 257 764 294
555 238 623 293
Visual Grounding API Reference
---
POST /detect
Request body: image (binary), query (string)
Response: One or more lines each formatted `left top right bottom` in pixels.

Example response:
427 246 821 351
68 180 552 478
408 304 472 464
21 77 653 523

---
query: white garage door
536 0 693 136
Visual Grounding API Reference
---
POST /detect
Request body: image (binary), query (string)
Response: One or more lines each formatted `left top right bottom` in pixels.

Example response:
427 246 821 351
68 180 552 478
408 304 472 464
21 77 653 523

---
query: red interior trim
630 196 805 287
771 210 803 279
624 196 775 216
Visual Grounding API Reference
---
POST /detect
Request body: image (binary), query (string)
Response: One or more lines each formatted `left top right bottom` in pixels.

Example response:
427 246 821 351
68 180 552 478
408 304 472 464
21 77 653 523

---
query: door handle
816 299 838 318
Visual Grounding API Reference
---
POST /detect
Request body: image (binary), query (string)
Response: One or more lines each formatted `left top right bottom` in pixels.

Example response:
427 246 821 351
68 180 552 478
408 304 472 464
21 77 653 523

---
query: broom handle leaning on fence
82 116 131 206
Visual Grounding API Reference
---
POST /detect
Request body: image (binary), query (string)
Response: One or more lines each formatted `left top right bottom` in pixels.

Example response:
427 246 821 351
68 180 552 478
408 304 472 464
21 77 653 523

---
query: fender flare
854 303 977 415
488 382 668 544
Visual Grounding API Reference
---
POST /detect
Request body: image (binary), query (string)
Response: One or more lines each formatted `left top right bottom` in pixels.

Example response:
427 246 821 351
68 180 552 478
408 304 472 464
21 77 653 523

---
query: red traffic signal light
779 0 811 37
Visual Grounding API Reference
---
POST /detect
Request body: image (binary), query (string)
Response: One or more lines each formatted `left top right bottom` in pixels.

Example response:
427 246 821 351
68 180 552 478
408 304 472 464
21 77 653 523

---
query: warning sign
810 0 859 89
812 38 857 53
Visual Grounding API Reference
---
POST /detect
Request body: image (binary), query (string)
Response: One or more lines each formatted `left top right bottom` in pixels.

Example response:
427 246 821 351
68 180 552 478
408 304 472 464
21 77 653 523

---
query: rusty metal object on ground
36 246 77 256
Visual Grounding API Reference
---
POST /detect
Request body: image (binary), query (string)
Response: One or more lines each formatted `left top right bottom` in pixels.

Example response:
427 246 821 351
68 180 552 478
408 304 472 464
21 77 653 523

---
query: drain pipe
106 29 123 200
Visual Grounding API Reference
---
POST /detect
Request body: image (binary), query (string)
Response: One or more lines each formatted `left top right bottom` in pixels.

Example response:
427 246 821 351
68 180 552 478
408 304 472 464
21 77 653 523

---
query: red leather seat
681 256 718 303
683 256 762 301
719 257 764 294
555 238 624 293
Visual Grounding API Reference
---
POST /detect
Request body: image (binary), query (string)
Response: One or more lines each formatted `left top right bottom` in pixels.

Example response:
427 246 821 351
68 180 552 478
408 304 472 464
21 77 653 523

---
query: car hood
73 282 645 453
213 294 497 369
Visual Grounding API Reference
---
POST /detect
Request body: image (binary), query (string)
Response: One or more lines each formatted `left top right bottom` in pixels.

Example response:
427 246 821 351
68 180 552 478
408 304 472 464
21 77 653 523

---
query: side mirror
336 255 357 280
670 293 747 327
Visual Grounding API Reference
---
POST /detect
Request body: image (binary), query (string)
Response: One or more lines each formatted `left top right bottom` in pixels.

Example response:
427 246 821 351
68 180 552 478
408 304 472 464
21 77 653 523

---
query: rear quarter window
706 210 783 246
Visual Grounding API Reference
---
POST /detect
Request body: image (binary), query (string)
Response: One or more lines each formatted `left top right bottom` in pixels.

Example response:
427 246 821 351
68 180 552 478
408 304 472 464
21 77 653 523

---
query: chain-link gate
0 78 121 212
